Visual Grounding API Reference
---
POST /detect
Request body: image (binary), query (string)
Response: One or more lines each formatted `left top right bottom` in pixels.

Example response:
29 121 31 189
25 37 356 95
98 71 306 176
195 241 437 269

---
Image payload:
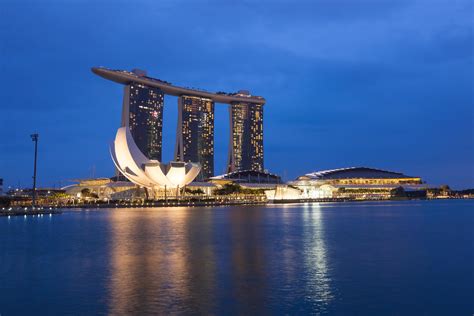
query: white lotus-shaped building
110 127 201 190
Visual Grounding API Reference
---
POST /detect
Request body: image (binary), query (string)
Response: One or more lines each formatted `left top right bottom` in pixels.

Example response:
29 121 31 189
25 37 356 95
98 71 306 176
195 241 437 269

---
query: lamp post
31 133 39 208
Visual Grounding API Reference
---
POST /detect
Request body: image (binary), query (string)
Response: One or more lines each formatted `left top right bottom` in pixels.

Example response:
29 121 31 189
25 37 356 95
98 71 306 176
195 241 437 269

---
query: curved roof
92 67 266 104
111 126 201 188
298 167 418 180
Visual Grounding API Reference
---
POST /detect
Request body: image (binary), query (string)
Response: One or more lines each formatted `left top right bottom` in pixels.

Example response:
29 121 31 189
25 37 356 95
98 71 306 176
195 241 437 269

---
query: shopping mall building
274 167 428 200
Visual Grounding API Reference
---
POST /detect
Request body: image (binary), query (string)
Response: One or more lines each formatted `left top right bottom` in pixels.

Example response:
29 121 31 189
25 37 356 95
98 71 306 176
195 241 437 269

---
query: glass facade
124 83 164 161
175 96 215 180
227 102 264 173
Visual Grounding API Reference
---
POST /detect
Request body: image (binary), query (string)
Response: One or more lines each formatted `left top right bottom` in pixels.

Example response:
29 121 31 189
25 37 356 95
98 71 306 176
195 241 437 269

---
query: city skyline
0 0 472 189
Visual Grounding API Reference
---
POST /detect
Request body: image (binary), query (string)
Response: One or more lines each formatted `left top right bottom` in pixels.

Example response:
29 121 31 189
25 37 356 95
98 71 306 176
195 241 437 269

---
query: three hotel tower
98 68 265 180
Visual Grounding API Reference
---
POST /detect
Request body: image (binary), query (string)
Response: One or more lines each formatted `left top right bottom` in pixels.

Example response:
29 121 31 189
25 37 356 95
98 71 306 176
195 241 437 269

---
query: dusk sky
1 0 473 189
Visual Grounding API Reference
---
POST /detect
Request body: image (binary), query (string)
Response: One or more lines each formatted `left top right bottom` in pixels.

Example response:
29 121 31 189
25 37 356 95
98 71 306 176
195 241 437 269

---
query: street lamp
31 133 39 208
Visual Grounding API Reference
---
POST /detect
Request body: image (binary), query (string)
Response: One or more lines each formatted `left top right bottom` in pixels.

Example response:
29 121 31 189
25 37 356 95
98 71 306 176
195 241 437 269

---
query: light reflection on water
1 201 473 315
105 206 335 314
302 204 334 307
107 208 217 314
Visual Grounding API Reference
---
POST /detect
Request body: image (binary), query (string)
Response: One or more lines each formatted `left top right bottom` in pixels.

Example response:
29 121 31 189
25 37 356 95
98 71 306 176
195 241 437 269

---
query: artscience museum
111 126 201 197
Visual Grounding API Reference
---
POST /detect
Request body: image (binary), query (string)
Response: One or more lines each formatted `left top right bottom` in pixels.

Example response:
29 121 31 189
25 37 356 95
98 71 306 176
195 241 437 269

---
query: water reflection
105 205 333 314
182 210 216 313
227 208 267 314
266 203 334 313
302 204 333 307
107 208 216 314
1 201 471 315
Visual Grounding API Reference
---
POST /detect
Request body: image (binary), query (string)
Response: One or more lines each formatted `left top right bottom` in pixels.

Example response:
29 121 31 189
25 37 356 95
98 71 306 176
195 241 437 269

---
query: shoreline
1 208 63 217
1 196 472 216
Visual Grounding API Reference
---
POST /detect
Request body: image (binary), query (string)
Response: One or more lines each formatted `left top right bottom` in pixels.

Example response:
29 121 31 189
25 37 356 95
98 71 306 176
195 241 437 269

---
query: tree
440 185 451 192
80 188 98 199
185 188 205 195
214 183 242 195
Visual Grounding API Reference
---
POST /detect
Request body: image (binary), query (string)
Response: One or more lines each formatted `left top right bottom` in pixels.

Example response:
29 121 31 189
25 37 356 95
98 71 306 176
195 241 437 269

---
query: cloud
204 0 473 64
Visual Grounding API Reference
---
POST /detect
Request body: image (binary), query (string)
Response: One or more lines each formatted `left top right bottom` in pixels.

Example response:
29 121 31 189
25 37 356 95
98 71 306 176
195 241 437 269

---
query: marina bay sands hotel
92 67 265 180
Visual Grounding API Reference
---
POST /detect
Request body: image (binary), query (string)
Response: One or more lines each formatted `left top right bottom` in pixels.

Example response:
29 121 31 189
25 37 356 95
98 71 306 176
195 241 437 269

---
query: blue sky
1 0 473 189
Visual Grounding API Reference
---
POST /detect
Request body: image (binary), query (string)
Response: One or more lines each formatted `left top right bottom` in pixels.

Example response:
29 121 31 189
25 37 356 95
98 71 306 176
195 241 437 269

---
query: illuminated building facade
175 96 215 180
289 167 425 200
294 167 422 185
92 67 267 177
121 81 164 161
227 100 264 173
110 126 201 195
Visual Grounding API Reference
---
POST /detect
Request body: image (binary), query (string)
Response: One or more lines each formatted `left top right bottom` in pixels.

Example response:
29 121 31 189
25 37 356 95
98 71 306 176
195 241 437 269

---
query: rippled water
1 200 473 315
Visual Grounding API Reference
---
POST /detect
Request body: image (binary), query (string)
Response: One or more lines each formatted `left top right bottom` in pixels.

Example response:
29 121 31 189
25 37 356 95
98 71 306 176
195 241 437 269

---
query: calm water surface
1 200 473 315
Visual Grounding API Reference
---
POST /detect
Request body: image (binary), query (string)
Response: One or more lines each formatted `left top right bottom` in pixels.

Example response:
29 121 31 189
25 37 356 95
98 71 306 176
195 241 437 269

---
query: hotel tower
92 67 265 180
175 96 215 180
227 100 264 173
120 78 164 161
